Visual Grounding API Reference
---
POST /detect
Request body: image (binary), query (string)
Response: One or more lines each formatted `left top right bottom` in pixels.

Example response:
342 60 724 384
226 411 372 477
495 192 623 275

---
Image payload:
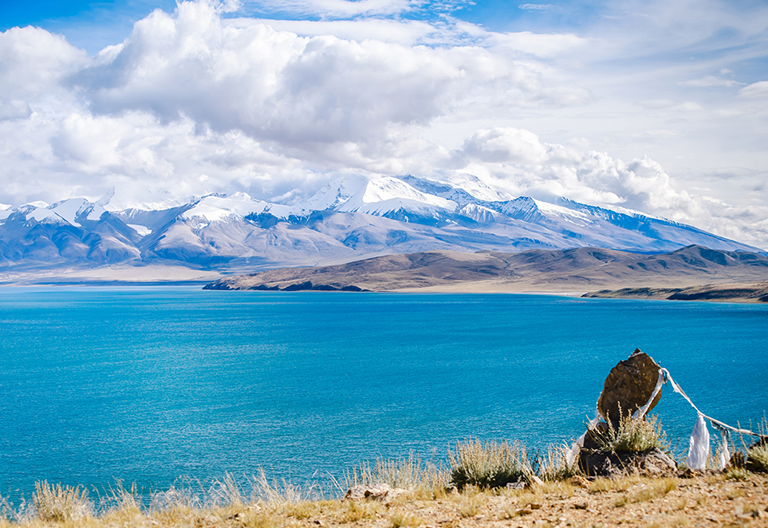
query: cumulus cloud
66 0 587 161
459 128 548 165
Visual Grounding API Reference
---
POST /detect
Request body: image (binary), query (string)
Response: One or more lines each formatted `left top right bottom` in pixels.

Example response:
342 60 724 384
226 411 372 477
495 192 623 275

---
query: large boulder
580 448 677 478
597 349 662 427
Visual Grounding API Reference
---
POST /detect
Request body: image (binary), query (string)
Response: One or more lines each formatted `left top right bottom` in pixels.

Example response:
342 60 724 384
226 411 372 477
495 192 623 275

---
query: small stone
568 476 589 488
530 503 543 510
573 502 588 510
344 484 405 501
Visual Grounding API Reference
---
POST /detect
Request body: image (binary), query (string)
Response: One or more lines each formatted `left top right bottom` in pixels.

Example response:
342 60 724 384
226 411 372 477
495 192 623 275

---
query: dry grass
537 443 580 482
448 439 532 489
390 511 422 528
630 478 677 503
32 481 93 522
588 476 644 493
346 452 448 492
454 489 483 517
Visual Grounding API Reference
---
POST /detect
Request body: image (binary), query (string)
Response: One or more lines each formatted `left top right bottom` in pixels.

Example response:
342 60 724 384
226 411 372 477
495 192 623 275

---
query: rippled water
0 287 766 499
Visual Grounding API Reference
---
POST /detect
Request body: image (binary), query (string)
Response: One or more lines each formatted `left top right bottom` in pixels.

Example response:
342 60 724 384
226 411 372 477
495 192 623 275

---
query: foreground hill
5 474 767 527
203 245 768 294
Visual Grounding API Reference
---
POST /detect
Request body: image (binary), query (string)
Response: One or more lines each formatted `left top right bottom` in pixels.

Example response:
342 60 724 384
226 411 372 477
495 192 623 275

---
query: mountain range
0 175 763 280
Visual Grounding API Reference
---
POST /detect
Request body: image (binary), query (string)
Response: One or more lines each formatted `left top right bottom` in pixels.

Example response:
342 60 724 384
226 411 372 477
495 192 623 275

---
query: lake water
0 287 767 500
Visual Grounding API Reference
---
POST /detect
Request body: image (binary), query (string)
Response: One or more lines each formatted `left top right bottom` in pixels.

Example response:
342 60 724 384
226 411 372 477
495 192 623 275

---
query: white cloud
450 128 699 220
459 128 548 165
739 81 768 99
244 0 417 17
680 75 743 88
518 4 553 11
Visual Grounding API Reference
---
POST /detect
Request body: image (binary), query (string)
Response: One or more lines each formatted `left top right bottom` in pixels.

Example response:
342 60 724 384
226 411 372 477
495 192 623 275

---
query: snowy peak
181 193 270 223
49 198 107 225
290 175 368 215
338 177 456 216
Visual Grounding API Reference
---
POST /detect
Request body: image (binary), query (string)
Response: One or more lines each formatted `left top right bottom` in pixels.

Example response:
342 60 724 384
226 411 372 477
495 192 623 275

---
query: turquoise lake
0 287 766 499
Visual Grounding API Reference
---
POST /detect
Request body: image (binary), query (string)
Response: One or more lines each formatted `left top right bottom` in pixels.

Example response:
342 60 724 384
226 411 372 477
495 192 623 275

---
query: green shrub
747 442 768 473
594 414 669 453
448 439 531 489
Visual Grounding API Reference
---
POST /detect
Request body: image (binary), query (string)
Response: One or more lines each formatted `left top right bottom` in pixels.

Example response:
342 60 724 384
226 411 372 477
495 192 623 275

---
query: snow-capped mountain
0 175 762 274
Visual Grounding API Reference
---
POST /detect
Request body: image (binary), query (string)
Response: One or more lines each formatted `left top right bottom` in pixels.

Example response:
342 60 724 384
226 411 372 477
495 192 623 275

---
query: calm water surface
0 287 766 498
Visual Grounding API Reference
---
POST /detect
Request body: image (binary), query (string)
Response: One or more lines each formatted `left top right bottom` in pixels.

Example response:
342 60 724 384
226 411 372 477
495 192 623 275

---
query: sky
1 0 767 248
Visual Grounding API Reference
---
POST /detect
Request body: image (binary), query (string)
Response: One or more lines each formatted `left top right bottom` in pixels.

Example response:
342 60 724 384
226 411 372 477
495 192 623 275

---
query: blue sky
0 0 767 247
2 0 621 53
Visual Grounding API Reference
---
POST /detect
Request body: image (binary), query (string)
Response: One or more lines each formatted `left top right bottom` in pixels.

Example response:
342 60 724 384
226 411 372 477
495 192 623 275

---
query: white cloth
686 413 710 470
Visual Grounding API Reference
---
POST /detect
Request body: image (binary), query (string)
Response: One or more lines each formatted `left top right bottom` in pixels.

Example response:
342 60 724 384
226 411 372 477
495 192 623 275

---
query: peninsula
204 245 768 301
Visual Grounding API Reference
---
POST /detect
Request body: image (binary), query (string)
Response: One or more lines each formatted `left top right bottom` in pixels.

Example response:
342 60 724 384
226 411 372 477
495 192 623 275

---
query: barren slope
204 245 768 294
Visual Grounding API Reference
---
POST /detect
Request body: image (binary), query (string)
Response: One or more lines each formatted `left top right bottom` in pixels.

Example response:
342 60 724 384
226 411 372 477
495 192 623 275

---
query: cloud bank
0 0 767 248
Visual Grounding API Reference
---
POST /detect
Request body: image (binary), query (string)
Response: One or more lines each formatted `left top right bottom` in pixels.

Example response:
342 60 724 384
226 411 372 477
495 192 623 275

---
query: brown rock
579 448 677 478
597 349 663 426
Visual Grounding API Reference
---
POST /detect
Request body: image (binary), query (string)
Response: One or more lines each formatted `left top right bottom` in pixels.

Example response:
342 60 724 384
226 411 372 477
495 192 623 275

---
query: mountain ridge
0 175 763 281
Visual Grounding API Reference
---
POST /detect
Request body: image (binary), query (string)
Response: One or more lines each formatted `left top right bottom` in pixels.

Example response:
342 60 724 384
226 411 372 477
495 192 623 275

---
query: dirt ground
288 474 768 528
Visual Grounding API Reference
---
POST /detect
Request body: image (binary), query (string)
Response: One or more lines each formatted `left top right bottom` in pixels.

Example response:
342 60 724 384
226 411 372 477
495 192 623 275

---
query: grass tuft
537 444 581 482
631 478 676 503
346 452 448 492
33 480 93 522
391 511 422 528
747 442 768 473
251 469 318 505
448 439 531 490
594 413 669 453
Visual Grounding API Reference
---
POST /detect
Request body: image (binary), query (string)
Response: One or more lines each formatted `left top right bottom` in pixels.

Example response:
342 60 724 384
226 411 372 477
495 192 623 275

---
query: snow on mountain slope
457 203 503 223
50 198 107 225
288 175 368 215
181 193 271 223
338 177 456 217
0 174 763 274
398 174 510 204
